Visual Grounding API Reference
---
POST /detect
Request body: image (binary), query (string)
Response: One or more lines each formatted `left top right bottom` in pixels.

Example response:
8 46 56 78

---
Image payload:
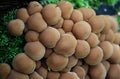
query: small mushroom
113 33 120 44
53 17 64 28
12 53 36 74
8 19 25 36
29 71 43 79
99 34 106 42
60 67 71 73
46 53 68 71
67 56 78 68
57 28 65 36
81 64 89 74
39 27 60 48
76 60 83 66
72 21 91 40
47 71 60 79
0 63 11 79
44 48 53 58
105 29 115 42
24 41 45 61
35 61 41 70
102 61 110 71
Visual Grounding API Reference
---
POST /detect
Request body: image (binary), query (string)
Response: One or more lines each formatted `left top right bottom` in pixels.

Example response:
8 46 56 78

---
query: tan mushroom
67 56 78 68
102 61 110 71
29 71 43 79
47 71 60 79
105 29 115 42
114 33 120 44
53 17 64 28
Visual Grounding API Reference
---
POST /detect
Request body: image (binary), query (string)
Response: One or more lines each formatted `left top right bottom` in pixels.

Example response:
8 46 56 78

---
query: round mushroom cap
114 33 120 44
62 20 74 32
0 63 11 79
44 48 53 58
60 67 71 73
67 56 78 68
102 61 110 71
28 1 43 15
25 31 39 42
79 8 96 21
86 33 100 48
42 4 61 25
72 66 86 79
75 40 90 59
72 21 91 40
84 46 103 65
39 27 60 48
29 71 43 79
46 53 68 71
60 72 79 79
16 8 29 23
107 64 120 79
24 41 45 61
12 53 36 74
89 63 107 79
81 64 89 74
57 1 73 19
99 41 113 60
27 13 47 32
7 70 29 79
57 28 65 36
35 61 41 70
53 17 64 28
99 34 106 42
105 29 115 42
47 71 60 79
88 16 105 33
54 34 77 57
8 19 25 36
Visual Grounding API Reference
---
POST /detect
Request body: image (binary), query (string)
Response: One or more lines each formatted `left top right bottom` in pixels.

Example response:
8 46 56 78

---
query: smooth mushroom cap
35 61 41 70
47 71 60 79
60 67 71 73
72 21 91 40
57 1 73 19
28 1 43 15
7 70 29 79
99 34 106 42
0 63 11 79
99 41 114 60
86 33 100 48
54 34 77 57
62 20 74 32
29 71 43 79
8 19 25 36
25 31 39 42
81 64 89 74
67 56 78 68
42 4 61 25
75 40 90 58
24 41 45 61
105 29 115 42
84 46 103 65
39 27 60 48
102 61 110 71
27 13 47 32
44 48 53 58
17 8 29 23
46 53 68 71
53 17 64 28
114 33 120 44
57 28 65 36
12 53 36 74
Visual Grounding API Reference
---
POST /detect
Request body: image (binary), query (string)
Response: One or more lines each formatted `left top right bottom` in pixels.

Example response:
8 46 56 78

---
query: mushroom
62 20 74 32
102 61 110 71
24 41 45 61
75 40 90 59
8 19 25 36
54 34 77 57
67 56 78 68
86 33 100 48
53 17 64 28
99 41 113 60
29 71 43 79
27 13 47 32
81 63 89 74
39 27 60 48
57 1 73 19
12 53 36 74
28 1 43 15
57 28 65 36
114 33 120 44
7 70 29 79
84 46 103 65
99 34 106 42
0 63 11 79
72 21 91 40
42 4 61 25
76 60 83 66
25 31 39 42
35 61 41 70
47 71 60 79
105 29 115 42
46 53 68 71
60 67 71 73
44 48 53 58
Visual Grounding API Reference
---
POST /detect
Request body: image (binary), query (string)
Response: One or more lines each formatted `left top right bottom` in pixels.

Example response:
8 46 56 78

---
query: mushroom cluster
0 1 120 79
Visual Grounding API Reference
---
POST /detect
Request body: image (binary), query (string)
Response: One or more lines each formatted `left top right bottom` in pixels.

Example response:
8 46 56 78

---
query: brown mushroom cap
102 61 110 71
57 1 73 19
84 46 103 65
28 1 43 15
76 60 83 66
60 67 71 73
60 72 79 79
44 48 53 58
62 20 74 32
39 27 60 48
29 71 43 79
27 13 47 32
57 28 65 36
107 64 120 79
54 34 77 57
72 66 86 79
67 56 78 68
99 41 113 60
75 40 90 58
81 64 89 74
8 19 25 36
99 34 106 42
47 71 60 79
0 63 11 79
89 63 107 79
35 61 41 70
7 70 29 79
25 31 39 42
12 53 36 74
72 21 91 40
17 8 29 23
114 33 120 44
105 29 115 42
86 33 100 48
42 4 61 25
53 17 64 28
24 41 45 61
46 53 68 71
